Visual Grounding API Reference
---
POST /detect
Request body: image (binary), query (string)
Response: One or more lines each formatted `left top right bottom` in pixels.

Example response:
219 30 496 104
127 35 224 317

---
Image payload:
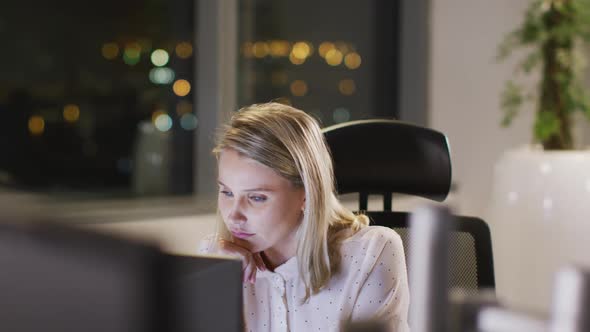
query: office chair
323 119 495 295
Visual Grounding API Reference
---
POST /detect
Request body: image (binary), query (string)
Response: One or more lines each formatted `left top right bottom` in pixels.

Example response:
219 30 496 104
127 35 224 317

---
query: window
1 0 427 215
0 0 195 198
236 0 401 127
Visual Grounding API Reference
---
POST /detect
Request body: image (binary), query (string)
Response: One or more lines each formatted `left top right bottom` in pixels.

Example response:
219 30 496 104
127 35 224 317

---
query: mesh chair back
367 212 494 295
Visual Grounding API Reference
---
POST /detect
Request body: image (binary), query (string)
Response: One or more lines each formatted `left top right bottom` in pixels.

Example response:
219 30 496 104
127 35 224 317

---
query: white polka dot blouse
198 226 410 332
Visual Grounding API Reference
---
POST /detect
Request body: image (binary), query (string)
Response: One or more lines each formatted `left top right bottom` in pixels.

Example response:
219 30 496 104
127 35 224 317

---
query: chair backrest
323 119 495 293
324 119 452 211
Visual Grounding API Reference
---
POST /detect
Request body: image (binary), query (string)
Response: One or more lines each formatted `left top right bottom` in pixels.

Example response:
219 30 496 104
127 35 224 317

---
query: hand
218 239 267 284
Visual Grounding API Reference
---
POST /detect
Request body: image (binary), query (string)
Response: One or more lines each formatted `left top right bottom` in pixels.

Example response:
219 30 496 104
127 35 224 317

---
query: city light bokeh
150 49 170 67
63 104 80 123
172 80 191 97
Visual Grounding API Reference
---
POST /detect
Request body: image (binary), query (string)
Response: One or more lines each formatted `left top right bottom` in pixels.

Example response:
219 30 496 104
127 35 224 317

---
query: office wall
429 0 541 313
429 0 533 217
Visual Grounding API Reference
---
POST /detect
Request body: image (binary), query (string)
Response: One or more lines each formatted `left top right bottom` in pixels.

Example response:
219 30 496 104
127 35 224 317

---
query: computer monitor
163 253 243 332
0 222 242 332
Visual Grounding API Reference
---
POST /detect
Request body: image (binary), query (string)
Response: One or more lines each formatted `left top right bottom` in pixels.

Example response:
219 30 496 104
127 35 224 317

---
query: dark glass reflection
237 0 399 127
0 0 195 197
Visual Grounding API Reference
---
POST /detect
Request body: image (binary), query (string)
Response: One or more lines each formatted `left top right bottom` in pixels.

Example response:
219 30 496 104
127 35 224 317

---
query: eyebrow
217 180 275 192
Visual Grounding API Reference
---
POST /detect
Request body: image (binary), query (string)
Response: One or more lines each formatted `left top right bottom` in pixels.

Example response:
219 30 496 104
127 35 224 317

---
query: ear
301 196 306 212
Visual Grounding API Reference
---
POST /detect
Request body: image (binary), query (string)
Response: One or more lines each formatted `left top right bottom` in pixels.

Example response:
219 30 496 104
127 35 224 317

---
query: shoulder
339 226 405 271
343 225 403 250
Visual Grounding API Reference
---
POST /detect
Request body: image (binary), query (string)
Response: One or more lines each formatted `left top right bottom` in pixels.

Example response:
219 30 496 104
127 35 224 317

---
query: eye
220 190 233 198
249 194 267 203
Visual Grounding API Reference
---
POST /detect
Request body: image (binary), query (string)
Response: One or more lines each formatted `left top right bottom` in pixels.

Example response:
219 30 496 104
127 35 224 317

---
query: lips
230 230 255 239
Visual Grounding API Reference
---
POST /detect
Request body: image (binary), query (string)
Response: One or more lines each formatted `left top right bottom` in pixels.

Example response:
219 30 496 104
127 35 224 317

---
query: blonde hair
213 102 368 301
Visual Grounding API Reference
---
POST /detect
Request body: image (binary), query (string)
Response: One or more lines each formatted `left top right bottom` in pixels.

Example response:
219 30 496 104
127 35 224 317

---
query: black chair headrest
323 119 452 202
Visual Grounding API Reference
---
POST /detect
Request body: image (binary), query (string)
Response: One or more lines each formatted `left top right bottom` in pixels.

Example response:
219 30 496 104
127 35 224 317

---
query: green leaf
520 50 542 73
552 70 572 85
550 22 576 44
569 82 590 115
520 14 545 44
500 81 524 127
534 110 561 141
568 82 583 111
556 48 573 68
496 32 520 61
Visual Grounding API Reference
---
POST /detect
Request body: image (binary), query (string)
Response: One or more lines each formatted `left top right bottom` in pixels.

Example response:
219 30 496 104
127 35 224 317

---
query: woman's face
217 149 305 256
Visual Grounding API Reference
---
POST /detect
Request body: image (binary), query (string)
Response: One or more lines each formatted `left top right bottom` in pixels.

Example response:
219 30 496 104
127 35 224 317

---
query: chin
233 237 262 253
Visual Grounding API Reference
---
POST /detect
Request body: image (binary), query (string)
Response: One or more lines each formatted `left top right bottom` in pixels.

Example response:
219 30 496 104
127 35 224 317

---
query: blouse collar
258 255 298 280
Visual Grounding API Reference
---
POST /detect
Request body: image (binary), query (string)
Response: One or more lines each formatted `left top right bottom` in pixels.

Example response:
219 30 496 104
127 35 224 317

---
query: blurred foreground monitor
0 222 242 332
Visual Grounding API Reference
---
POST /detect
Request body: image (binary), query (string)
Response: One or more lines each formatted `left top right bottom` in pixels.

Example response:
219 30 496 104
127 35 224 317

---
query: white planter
487 146 590 313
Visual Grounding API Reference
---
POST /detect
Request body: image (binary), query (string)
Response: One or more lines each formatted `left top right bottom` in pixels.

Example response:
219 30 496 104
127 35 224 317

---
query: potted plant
488 0 590 313
497 0 590 150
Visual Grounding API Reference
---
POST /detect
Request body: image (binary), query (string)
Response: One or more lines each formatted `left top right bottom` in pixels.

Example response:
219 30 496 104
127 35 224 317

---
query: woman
199 102 409 331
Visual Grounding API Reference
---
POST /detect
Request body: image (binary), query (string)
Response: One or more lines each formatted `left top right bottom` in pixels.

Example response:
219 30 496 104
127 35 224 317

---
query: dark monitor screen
164 254 243 332
0 223 242 332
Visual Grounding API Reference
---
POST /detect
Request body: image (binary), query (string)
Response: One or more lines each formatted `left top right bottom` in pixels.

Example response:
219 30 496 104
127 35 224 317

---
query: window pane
237 0 398 127
0 1 195 198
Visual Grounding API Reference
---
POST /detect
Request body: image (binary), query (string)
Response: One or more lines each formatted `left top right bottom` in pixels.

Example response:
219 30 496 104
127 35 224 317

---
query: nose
227 199 247 226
